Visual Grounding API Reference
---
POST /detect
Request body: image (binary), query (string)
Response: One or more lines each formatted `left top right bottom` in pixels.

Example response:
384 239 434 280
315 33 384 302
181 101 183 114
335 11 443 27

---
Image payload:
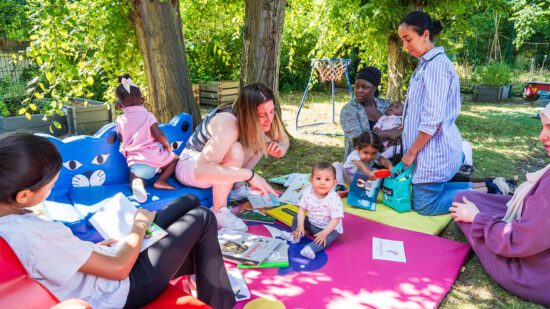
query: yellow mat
343 192 452 235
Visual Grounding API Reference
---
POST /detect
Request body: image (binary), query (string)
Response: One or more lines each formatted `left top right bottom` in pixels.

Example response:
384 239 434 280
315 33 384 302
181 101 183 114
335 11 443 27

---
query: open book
218 230 282 265
278 174 310 205
89 193 167 252
247 192 280 209
237 242 289 269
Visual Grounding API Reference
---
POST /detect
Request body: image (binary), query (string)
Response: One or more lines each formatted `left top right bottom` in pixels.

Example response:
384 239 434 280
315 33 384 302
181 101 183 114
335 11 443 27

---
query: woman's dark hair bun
117 73 131 83
432 20 443 36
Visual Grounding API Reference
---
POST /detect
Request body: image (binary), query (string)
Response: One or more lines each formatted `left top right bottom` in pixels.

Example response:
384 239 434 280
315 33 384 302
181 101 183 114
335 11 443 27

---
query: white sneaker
228 185 252 202
280 231 301 244
215 207 248 232
132 178 148 203
492 177 510 195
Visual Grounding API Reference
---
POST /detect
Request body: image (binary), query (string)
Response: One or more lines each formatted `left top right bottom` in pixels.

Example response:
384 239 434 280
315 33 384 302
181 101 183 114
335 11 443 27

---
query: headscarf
356 66 381 88
503 104 550 222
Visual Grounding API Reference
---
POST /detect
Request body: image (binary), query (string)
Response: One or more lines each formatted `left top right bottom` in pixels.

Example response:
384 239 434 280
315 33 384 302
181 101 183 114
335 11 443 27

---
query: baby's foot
154 180 176 190
300 246 316 260
280 231 301 244
132 179 148 203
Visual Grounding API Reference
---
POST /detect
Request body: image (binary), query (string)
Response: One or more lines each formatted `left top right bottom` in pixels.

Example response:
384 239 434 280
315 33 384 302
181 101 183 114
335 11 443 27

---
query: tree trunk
240 0 286 103
128 0 201 126
385 2 423 102
386 32 414 103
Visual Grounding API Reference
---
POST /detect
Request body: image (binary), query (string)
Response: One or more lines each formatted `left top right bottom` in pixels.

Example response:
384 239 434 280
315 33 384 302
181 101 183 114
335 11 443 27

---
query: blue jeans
291 215 340 253
412 181 471 216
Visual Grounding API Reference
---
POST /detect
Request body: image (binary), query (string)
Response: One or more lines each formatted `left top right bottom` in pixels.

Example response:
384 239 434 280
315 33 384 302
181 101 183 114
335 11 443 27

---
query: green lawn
199 91 547 308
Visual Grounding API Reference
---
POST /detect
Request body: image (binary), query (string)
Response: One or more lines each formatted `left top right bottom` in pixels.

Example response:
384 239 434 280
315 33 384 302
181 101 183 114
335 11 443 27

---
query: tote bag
381 162 413 212
347 173 382 211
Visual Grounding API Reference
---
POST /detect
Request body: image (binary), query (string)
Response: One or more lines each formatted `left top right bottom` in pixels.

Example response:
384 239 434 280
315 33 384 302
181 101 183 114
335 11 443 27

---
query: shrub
472 62 512 86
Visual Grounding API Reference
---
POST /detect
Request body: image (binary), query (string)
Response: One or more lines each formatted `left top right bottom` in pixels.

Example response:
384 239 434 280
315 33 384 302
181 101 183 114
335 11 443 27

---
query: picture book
237 242 289 269
278 174 310 205
226 268 251 302
89 193 167 252
218 230 282 265
269 173 309 187
264 204 302 227
237 210 276 224
247 192 280 209
347 173 381 211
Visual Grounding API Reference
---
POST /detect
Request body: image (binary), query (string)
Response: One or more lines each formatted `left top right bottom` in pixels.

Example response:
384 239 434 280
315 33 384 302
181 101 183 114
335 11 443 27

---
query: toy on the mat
373 169 391 179
295 58 353 136
264 204 301 227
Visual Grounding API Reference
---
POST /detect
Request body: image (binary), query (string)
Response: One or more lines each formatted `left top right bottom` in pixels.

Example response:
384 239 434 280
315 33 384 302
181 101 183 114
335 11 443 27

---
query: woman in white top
176 83 289 231
0 132 234 309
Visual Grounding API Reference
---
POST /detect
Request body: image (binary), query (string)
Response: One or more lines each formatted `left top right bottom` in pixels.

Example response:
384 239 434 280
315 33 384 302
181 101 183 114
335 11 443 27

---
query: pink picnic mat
234 214 470 309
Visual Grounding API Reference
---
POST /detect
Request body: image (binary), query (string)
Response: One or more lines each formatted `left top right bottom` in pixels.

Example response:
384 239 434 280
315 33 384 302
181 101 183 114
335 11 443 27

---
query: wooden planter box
64 98 114 135
473 85 512 102
0 113 67 136
199 80 239 106
192 84 201 105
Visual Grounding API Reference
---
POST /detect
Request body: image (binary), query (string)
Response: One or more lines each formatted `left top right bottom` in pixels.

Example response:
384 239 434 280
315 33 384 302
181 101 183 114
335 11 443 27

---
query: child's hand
314 230 328 247
368 171 377 181
163 144 173 151
292 226 304 240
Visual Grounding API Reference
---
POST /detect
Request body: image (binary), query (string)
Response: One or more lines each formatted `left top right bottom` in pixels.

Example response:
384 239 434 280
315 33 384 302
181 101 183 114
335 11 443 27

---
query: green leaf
25 113 32 120
46 72 54 83
53 121 62 129
86 76 94 85
39 83 46 91
18 108 26 115
29 104 38 111
34 92 44 99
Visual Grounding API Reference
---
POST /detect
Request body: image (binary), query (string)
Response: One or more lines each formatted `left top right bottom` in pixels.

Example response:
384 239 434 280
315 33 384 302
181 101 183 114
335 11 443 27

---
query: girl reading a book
114 74 179 203
282 162 344 260
0 132 235 309
332 131 393 193
175 83 288 231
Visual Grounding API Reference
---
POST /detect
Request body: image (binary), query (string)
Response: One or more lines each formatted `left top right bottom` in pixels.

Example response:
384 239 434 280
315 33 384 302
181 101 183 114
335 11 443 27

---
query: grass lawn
200 90 547 308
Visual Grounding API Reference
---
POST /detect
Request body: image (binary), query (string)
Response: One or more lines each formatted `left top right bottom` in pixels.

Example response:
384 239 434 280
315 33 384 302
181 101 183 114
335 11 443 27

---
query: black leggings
124 195 235 309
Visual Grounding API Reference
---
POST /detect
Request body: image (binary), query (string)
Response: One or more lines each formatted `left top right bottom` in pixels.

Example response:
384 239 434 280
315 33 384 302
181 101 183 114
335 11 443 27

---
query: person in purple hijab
450 104 550 306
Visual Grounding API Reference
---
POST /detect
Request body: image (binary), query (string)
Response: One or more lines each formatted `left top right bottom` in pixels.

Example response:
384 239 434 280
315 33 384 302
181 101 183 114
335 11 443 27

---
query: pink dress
115 106 175 168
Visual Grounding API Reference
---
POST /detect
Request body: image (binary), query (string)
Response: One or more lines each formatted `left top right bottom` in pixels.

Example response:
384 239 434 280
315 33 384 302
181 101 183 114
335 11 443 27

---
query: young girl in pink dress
115 74 179 203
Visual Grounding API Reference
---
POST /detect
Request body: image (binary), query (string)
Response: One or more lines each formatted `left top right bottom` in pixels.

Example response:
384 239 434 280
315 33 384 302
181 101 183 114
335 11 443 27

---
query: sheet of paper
372 237 406 263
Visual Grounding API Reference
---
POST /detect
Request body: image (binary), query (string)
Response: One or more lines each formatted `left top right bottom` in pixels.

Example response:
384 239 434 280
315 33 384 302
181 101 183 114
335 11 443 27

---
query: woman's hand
134 208 156 228
266 141 284 158
449 196 480 223
248 172 279 197
401 150 417 168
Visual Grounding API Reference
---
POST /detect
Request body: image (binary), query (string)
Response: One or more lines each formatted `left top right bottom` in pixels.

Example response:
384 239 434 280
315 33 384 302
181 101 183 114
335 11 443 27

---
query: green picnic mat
342 192 452 235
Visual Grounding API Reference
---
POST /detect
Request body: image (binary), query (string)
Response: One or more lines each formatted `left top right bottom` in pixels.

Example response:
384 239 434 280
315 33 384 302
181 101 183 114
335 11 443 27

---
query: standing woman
340 66 391 159
175 83 288 231
399 11 469 215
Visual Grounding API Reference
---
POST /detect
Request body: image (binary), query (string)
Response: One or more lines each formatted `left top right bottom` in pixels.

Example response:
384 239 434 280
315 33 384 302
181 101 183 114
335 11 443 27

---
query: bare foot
154 180 176 190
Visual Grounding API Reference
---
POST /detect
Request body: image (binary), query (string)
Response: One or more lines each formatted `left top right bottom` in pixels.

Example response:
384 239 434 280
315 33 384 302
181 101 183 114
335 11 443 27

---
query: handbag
381 162 413 212
347 173 382 211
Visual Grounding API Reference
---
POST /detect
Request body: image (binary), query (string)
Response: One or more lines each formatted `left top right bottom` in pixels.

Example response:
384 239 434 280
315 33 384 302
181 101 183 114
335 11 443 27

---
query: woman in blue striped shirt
398 11 470 215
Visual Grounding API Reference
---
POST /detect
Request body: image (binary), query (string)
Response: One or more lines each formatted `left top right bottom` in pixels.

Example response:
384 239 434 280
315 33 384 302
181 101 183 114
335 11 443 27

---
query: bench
42 112 212 242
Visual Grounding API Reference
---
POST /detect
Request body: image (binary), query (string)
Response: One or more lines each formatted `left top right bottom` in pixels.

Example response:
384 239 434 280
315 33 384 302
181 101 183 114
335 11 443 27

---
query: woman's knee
222 142 245 167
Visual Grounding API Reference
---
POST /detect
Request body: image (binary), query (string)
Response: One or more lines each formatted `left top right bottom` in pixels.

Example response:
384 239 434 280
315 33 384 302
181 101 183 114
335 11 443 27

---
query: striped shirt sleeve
418 61 451 135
